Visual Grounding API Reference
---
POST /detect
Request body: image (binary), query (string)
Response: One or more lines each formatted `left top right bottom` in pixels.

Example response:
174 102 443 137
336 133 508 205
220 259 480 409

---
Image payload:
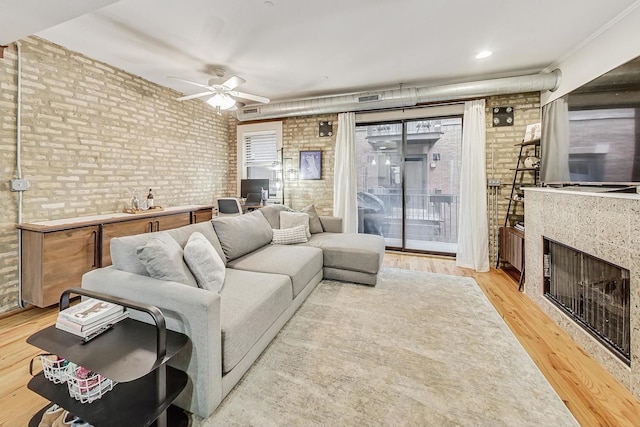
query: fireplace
543 238 631 364
524 187 639 398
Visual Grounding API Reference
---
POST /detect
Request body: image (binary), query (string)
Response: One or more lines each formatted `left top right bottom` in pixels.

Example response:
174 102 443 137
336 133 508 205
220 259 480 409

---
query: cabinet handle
149 221 154 233
155 220 160 231
92 230 98 268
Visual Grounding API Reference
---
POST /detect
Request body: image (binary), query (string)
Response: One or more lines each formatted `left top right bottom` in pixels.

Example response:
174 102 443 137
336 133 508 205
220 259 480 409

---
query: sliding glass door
355 116 462 255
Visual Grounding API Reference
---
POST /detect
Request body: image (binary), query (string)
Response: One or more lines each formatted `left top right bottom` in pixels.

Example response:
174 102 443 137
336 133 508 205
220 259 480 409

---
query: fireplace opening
543 238 631 365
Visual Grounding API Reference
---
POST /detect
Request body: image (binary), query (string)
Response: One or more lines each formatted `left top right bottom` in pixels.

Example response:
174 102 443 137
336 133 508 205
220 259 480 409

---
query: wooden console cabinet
19 205 213 307
497 226 525 290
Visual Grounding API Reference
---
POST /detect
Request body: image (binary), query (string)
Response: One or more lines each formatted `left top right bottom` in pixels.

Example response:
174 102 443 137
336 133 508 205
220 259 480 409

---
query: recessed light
476 50 492 59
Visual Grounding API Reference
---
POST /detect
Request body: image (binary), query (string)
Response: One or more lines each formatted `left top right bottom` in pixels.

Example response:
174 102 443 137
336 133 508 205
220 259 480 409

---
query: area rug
193 268 579 426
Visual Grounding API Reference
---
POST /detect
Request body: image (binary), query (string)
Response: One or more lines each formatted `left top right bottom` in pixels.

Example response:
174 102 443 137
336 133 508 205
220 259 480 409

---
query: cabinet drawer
153 212 191 232
191 208 213 223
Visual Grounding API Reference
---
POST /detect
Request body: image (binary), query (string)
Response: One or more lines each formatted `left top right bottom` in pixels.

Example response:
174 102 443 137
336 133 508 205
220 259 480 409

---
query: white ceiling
3 0 640 103
0 0 119 45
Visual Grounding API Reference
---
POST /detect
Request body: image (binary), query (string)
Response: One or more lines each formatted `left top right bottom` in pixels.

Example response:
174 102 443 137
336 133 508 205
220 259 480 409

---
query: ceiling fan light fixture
207 93 236 110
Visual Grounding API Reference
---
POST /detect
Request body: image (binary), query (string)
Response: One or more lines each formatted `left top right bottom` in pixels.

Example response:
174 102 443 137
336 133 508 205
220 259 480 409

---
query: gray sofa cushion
259 204 292 229
227 245 323 297
220 268 292 374
111 232 168 276
302 204 324 234
212 210 273 261
166 221 226 266
304 232 385 274
280 211 311 238
136 233 198 287
319 216 343 233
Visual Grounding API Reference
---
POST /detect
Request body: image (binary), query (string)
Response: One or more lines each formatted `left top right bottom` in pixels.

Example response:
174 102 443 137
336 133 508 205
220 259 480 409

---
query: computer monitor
240 179 269 198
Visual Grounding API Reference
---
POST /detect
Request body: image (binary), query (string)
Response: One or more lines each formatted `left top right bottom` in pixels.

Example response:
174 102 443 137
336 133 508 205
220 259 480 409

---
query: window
237 122 283 198
355 105 464 254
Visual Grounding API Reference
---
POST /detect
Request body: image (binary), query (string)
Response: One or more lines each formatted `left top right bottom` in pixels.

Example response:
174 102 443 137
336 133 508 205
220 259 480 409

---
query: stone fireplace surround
524 187 640 398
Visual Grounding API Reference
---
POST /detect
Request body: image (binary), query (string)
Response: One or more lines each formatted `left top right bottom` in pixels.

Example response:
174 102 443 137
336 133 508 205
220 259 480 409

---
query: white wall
541 2 640 105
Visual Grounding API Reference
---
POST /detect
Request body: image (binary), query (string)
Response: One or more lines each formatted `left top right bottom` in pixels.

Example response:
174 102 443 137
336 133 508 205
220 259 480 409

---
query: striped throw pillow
272 224 309 245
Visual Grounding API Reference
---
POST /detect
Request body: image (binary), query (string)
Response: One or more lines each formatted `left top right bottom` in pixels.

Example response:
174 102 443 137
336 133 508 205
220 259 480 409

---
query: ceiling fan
170 68 270 113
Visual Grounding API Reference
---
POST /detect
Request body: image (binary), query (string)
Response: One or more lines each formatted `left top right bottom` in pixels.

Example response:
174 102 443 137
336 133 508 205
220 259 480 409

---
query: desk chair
217 198 243 216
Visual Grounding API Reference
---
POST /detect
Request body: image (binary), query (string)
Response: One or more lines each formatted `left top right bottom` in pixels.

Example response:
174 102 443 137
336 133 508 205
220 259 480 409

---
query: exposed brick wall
282 115 337 215
485 93 541 264
0 37 232 314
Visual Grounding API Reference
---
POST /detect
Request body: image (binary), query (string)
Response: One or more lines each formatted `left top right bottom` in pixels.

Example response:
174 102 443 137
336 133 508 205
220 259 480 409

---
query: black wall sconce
492 106 514 127
319 121 333 137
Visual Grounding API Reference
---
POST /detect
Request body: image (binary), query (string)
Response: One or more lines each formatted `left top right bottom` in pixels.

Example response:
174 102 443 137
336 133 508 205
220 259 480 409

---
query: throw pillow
166 221 226 266
183 232 225 293
302 204 324 234
259 204 293 229
136 234 198 287
212 210 273 261
280 211 311 238
272 225 309 245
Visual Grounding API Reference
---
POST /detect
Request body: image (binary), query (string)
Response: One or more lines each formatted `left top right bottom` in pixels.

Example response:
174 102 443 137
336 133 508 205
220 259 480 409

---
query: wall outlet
10 178 30 192
487 178 501 187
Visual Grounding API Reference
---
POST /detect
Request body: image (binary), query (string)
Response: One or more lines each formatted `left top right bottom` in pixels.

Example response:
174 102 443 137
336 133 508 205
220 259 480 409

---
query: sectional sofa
81 204 385 418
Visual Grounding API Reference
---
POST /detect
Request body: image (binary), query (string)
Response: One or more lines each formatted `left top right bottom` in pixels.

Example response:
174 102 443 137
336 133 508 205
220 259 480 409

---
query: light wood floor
2 253 640 426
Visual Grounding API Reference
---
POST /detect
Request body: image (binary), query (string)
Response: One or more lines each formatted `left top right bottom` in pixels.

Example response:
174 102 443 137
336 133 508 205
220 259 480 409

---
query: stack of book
56 298 128 339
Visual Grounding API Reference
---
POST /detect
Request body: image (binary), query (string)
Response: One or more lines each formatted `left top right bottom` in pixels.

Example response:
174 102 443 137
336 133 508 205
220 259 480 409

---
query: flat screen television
240 178 269 198
541 56 640 187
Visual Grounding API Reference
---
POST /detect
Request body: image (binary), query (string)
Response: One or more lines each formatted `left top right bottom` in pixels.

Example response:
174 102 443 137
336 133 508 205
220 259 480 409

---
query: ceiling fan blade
229 91 270 104
222 75 246 90
168 76 211 89
176 91 214 101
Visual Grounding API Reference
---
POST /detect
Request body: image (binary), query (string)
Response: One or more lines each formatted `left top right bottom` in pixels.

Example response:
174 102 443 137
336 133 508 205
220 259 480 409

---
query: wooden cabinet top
17 205 214 233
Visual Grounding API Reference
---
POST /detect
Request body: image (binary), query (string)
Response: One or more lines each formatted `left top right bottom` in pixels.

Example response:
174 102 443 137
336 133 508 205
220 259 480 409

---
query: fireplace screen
543 238 630 364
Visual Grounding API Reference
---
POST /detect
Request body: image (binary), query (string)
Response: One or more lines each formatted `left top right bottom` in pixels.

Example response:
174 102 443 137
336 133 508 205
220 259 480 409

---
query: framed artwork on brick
299 150 322 180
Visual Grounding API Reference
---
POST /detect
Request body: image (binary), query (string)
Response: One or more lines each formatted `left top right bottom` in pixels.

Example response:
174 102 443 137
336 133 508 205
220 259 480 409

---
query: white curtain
541 96 570 183
456 99 489 272
333 112 358 233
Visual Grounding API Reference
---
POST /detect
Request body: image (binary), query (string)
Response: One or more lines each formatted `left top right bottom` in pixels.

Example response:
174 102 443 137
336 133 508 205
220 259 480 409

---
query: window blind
243 131 277 167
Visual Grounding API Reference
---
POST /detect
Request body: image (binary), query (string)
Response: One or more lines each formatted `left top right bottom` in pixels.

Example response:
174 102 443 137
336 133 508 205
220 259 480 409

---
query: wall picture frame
299 150 322 180
523 122 541 142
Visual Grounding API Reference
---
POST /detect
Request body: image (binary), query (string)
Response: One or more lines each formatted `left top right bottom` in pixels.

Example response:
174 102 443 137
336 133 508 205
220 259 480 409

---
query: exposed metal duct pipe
416 71 560 103
237 70 561 121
